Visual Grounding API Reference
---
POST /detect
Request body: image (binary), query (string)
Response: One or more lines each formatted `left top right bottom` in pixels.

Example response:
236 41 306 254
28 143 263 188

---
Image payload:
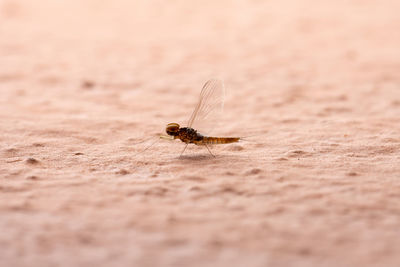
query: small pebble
26 157 39 164
81 80 95 89
245 168 262 175
116 169 129 175
26 175 39 180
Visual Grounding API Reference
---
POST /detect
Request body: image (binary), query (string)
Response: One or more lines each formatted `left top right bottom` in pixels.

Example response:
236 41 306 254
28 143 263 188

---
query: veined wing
187 79 225 135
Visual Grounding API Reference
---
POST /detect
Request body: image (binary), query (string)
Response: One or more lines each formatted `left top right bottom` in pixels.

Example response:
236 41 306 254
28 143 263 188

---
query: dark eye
166 123 180 135
167 127 178 132
166 123 179 130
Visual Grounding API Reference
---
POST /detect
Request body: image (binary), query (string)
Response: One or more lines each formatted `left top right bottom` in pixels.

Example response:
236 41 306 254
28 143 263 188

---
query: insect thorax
179 127 203 143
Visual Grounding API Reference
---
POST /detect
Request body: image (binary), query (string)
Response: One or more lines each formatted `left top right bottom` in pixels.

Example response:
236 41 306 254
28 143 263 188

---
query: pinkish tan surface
1 1 400 266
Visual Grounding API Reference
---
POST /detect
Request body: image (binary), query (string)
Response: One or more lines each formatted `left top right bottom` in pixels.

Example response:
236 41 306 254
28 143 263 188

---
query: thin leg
180 144 189 157
204 144 216 158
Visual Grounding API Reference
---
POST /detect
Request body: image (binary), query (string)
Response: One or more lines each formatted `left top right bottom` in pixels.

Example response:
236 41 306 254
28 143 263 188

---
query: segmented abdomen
201 136 240 144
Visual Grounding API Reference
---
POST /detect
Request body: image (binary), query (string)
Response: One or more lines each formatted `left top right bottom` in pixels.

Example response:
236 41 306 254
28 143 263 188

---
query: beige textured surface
1 1 400 266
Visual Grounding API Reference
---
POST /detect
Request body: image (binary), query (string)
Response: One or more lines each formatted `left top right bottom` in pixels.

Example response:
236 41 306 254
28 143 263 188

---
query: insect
160 79 240 157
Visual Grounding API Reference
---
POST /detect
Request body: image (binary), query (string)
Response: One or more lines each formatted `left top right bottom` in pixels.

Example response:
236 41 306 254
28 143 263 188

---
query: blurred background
2 0 398 126
3 1 399 76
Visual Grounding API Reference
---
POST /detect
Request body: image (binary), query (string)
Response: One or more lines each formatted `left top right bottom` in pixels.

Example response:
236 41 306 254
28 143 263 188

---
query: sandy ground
1 0 400 266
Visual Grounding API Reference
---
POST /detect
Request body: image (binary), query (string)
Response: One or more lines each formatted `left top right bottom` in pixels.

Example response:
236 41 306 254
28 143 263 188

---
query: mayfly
159 79 240 157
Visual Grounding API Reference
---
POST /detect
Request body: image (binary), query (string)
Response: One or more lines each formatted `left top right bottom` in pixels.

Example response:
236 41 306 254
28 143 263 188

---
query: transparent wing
187 79 225 135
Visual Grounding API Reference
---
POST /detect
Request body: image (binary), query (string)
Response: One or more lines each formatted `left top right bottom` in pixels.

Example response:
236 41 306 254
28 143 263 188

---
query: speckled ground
1 1 400 266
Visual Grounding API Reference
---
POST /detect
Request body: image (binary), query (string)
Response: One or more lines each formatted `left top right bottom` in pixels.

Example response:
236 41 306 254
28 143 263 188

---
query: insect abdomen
202 136 240 144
